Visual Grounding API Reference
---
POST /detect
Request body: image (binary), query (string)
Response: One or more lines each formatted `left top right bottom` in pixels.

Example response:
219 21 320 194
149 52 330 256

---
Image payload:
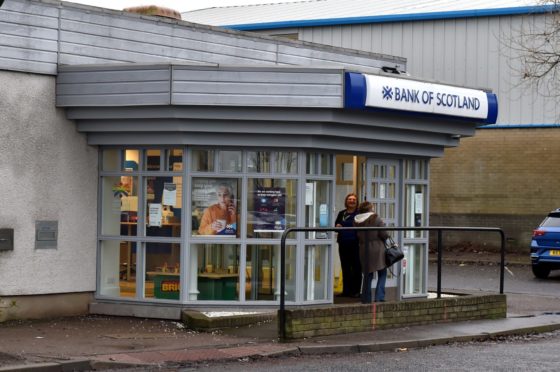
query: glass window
275 152 298 174
145 242 181 300
542 216 560 227
405 159 429 180
99 240 137 298
145 149 161 171
305 180 332 239
194 244 240 301
247 151 270 173
245 245 296 301
418 160 428 180
388 182 396 198
191 178 239 237
388 203 395 220
247 178 297 239
166 148 183 172
219 150 242 173
378 202 387 219
102 148 120 171
123 149 139 172
304 244 329 301
402 243 426 295
405 184 427 238
101 176 138 236
145 176 181 237
369 182 377 199
306 152 333 175
379 165 386 178
388 165 396 179
404 160 413 179
358 157 367 201
191 149 214 172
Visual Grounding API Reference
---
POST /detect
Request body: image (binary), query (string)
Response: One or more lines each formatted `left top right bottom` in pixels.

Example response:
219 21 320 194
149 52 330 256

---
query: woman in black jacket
335 193 361 297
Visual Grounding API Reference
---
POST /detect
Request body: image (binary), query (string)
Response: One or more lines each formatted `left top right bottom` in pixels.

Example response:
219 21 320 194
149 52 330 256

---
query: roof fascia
224 5 557 31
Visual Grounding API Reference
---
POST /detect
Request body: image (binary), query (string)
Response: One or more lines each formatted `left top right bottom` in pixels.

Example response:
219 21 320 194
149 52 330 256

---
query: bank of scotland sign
344 72 498 123
366 75 489 120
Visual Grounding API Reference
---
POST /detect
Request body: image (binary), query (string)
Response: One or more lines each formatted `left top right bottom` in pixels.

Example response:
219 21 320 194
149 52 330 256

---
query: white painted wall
0 70 98 295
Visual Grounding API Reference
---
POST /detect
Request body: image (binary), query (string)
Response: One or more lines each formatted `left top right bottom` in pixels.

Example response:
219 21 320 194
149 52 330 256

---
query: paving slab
1 314 560 371
0 253 553 371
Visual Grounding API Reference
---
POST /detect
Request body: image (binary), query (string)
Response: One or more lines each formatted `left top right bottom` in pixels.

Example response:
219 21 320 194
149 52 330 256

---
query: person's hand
335 223 342 227
227 202 236 216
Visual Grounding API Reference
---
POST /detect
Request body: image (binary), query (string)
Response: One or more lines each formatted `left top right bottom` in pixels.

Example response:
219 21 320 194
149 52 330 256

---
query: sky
66 0 305 12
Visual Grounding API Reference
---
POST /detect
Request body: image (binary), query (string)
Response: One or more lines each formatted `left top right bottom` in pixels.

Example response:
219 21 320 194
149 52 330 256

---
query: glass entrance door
363 159 400 294
402 159 429 297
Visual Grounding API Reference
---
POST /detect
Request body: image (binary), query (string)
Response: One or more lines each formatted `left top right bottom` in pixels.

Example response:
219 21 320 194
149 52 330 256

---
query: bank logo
382 86 393 100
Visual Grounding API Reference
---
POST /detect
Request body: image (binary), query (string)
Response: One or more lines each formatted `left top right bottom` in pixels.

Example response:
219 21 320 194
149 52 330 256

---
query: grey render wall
273 13 559 125
0 70 98 295
0 0 406 76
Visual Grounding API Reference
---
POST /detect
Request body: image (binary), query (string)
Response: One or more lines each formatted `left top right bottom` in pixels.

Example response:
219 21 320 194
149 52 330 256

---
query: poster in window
148 203 162 227
192 178 238 236
172 162 183 208
251 186 286 232
162 183 176 206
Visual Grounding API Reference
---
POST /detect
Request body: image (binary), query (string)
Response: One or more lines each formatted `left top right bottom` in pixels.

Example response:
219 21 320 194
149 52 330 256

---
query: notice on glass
379 183 386 199
148 203 162 227
172 162 183 208
253 186 286 232
162 183 177 206
415 193 423 214
319 204 328 227
305 183 314 205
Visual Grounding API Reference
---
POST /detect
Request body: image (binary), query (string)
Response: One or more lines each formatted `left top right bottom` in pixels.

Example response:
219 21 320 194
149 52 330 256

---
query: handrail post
279 229 288 341
437 229 442 298
500 230 505 294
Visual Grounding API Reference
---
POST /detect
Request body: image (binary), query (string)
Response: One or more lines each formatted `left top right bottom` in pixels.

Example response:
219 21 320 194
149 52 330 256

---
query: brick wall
429 213 543 252
282 294 506 339
430 128 560 252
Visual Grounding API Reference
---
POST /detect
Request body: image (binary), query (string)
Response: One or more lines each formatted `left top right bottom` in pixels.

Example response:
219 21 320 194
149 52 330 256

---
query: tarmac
1 250 559 371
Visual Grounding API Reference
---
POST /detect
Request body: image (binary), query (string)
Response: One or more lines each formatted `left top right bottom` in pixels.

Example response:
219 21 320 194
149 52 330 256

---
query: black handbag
385 236 404 267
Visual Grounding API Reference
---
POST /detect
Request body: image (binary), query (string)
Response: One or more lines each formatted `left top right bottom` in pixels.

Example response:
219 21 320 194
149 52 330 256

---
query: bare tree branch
506 1 560 99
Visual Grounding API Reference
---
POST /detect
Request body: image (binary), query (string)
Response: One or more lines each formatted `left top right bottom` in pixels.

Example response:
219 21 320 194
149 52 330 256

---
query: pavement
1 250 558 371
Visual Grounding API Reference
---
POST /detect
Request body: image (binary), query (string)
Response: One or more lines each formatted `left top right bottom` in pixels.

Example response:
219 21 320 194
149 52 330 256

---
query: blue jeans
361 268 387 303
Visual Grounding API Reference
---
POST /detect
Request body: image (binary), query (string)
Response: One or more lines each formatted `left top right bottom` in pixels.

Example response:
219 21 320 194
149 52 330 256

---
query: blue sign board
344 72 498 124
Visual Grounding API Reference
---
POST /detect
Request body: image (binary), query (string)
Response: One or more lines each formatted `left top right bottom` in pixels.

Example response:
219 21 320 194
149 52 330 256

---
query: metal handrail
279 226 505 340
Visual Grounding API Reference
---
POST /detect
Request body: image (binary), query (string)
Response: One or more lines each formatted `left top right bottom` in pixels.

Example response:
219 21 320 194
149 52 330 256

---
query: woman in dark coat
335 193 361 297
353 201 389 303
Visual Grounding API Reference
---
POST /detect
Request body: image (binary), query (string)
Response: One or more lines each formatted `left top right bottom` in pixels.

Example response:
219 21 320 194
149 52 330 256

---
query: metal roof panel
182 0 554 28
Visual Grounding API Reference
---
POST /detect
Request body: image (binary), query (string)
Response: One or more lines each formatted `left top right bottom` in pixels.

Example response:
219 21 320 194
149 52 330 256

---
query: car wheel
532 265 550 279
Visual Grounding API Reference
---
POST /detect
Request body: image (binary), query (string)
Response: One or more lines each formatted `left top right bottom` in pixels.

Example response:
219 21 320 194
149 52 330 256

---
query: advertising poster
252 186 286 232
192 178 238 236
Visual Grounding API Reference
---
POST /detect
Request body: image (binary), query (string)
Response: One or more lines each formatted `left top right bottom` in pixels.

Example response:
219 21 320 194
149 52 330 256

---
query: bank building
0 0 497 321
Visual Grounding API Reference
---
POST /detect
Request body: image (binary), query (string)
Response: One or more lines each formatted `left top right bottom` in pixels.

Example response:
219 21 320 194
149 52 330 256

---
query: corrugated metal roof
182 0 555 29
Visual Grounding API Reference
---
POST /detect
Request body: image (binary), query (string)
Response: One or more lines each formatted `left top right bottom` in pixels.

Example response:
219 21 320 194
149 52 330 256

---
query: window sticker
148 203 162 227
